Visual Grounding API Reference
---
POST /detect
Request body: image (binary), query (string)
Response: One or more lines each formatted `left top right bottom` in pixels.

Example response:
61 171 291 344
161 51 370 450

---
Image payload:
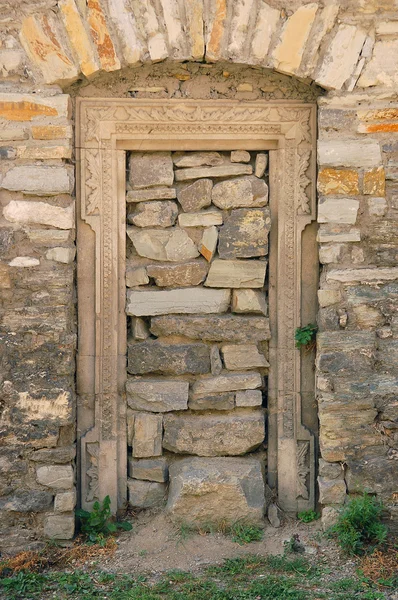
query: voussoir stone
173 152 223 168
205 259 267 288
128 341 210 375
126 287 230 316
127 227 199 261
163 410 265 456
191 372 262 397
212 177 268 209
126 378 189 412
177 178 213 212
175 164 252 181
3 200 74 230
218 208 270 258
129 457 168 483
1 166 73 195
146 260 208 287
36 465 74 489
127 187 177 202
129 201 178 228
167 457 265 525
129 152 174 188
150 315 271 342
221 344 268 370
128 479 167 508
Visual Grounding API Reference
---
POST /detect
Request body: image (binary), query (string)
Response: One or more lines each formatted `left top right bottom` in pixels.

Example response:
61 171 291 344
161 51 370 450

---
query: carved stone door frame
76 99 318 515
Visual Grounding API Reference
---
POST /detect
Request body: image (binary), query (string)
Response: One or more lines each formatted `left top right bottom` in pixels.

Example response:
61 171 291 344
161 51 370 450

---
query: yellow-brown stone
358 108 398 121
363 122 398 133
32 126 72 140
0 101 58 122
363 167 386 196
0 264 11 289
59 0 99 77
318 168 359 195
206 0 227 61
87 0 120 72
16 146 72 160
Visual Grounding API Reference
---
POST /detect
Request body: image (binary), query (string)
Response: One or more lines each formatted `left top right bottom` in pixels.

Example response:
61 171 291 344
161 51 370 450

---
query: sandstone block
318 477 346 505
318 198 359 225
127 187 177 202
189 392 234 411
131 317 150 340
0 490 53 512
127 227 199 261
363 168 385 196
58 0 99 77
316 25 367 90
16 145 72 160
1 166 73 195
9 257 40 268
345 456 396 497
205 260 266 288
326 267 398 283
3 201 74 230
129 201 178 228
212 177 268 209
44 515 75 539
151 315 271 342
129 457 168 482
221 345 268 370
163 411 265 456
319 459 344 480
317 227 361 243
126 287 230 316
199 226 218 262
177 178 212 212
36 465 73 489
126 267 149 287
126 379 189 412
232 289 267 315
45 247 76 264
231 150 250 163
210 345 223 376
235 390 263 407
358 39 398 88
128 341 210 375
178 210 223 228
146 260 208 287
128 479 167 508
318 140 382 168
132 413 163 458
218 208 270 258
192 372 262 397
173 152 223 168
54 490 76 513
255 153 268 178
27 230 70 245
175 164 252 181
87 0 120 71
129 152 174 188
32 125 72 140
318 168 359 195
167 457 265 525
317 289 342 308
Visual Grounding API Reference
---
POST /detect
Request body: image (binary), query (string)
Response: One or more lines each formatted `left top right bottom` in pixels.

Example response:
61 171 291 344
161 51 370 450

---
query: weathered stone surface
0 490 53 512
128 479 166 508
235 390 263 407
189 392 234 411
210 345 223 376
255 153 268 178
9 257 40 268
29 447 76 464
129 457 168 482
317 331 375 374
17 145 72 160
132 413 163 458
318 198 359 225
45 247 76 264
318 168 359 195
26 230 70 245
31 125 72 140
44 515 75 539
54 491 76 513
316 25 367 90
127 187 177 202
345 456 397 497
131 317 150 340
163 411 265 456
151 315 271 342
177 178 213 212
199 226 218 262
232 289 267 315
358 39 398 88
318 140 382 168
58 0 99 77
317 227 361 243
221 345 268 370
218 208 270 258
192 372 262 397
146 260 208 287
128 341 210 375
129 201 178 228
36 465 73 489
86 0 121 71
129 152 174 188
363 168 385 196
231 150 250 163
319 459 343 480
321 506 339 531
175 164 252 181
212 177 268 209
368 197 387 217
318 477 346 505
1 166 73 195
173 152 223 168
3 201 74 230
126 267 149 287
178 210 223 227
167 457 265 525
126 287 230 316
205 259 266 288
317 289 342 308
326 268 398 283
127 227 199 261
126 379 189 412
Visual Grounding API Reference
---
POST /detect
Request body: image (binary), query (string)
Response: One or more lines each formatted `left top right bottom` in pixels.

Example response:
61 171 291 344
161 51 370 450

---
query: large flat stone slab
205 259 267 288
2 166 73 195
218 208 270 258
127 227 199 262
146 260 208 287
175 164 252 181
163 411 265 456
173 152 224 168
129 152 174 188
127 187 177 202
126 379 189 412
128 341 210 375
126 287 230 316
150 315 271 342
167 457 265 525
191 372 262 397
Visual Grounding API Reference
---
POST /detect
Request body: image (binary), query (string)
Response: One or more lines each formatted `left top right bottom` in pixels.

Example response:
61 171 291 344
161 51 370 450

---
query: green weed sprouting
295 324 318 350
297 509 320 523
76 495 132 544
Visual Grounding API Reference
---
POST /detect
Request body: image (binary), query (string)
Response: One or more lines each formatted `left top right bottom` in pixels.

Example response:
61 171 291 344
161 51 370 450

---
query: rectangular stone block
317 227 361 243
54 490 76 513
126 379 189 412
221 344 269 370
128 479 167 508
326 268 398 283
4 201 74 231
127 187 177 202
212 177 268 209
189 392 235 411
127 341 210 375
232 289 267 315
146 260 208 287
218 208 270 258
126 287 230 316
44 515 75 539
175 164 252 181
129 457 168 482
318 168 359 195
129 152 174 188
178 210 223 227
318 198 359 224
0 93 70 122
318 140 382 168
36 465 74 489
132 413 163 458
127 227 199 261
150 315 271 342
192 372 262 397
235 390 263 407
177 178 213 212
1 166 73 195
317 331 375 374
205 259 266 288
173 152 223 168
316 24 366 90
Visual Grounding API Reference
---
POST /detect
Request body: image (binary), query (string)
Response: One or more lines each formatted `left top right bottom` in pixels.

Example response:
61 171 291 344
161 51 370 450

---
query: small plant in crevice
297 509 320 523
328 493 387 556
76 495 132 544
295 323 318 351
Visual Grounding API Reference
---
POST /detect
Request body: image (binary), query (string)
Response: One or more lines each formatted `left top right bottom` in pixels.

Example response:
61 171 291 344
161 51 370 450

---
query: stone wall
0 0 397 548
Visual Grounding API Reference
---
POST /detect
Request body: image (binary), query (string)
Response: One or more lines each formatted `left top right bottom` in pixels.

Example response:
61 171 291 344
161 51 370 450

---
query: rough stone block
205 259 266 288
199 226 218 262
129 201 178 228
317 331 375 374
318 140 382 168
126 287 230 316
26 230 70 245
221 345 268 370
127 187 177 202
235 390 263 407
231 150 250 163
345 456 396 497
318 477 346 505
44 515 75 539
45 247 76 264
126 267 149 287
129 457 168 482
128 479 167 508
175 164 252 181
3 201 74 230
126 379 189 412
318 168 359 195
29 447 76 464
128 341 210 375
319 244 342 264
127 227 199 261
255 153 268 177
367 197 387 217
9 257 40 268
54 490 76 513
131 317 150 340
318 459 344 480
129 152 174 188
167 457 265 525
177 178 213 212
36 465 74 489
58 0 100 77
0 490 53 512
132 413 163 458
173 152 223 168
210 345 223 376
189 392 235 411
358 39 398 88
178 210 223 227
218 208 270 258
1 166 73 195
163 411 265 456
232 289 267 315
363 168 385 196
212 177 268 209
316 25 367 90
317 227 361 243
326 267 398 283
146 260 208 287
317 289 342 308
192 372 262 397
150 315 271 342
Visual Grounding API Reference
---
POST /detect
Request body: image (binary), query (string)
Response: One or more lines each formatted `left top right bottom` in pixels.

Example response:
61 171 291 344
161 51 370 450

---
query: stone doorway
76 99 318 520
